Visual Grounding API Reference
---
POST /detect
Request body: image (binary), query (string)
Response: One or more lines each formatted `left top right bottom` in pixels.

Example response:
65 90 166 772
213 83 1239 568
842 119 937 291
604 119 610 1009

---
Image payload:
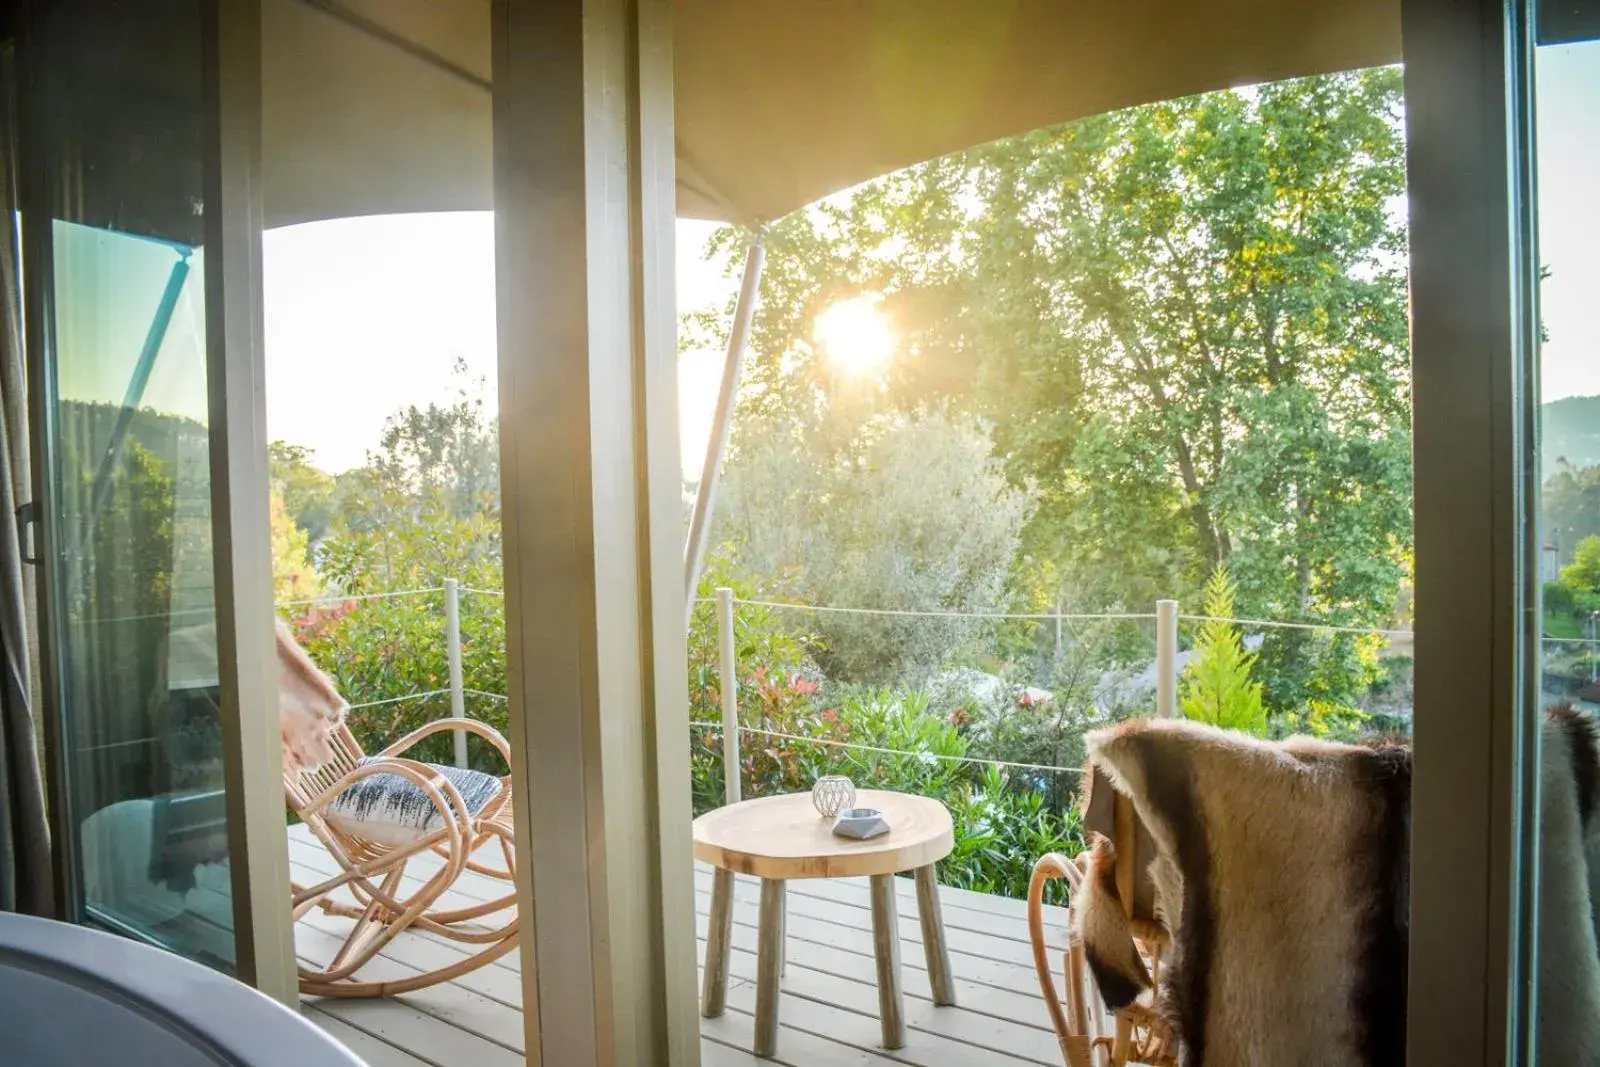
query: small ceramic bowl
832 807 891 840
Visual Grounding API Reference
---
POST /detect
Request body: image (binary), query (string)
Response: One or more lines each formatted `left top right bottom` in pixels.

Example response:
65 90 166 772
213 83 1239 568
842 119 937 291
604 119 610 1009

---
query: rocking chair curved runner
278 623 518 998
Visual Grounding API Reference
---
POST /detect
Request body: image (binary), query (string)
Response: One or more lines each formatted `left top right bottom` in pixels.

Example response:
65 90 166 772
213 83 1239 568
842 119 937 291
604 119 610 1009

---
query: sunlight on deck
289 824 1069 1066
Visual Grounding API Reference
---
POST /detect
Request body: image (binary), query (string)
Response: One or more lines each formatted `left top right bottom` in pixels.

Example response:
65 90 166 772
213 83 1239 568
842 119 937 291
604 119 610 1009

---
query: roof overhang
262 0 1402 229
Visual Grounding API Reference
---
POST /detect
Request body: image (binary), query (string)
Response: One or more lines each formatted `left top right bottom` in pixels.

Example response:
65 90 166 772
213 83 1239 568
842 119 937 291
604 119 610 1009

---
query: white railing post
716 587 741 804
1156 599 1179 718
445 578 468 768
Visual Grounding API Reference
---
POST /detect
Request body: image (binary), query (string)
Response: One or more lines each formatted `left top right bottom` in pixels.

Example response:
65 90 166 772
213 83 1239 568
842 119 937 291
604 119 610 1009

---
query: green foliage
317 374 502 598
942 766 1083 903
1544 461 1600 565
1180 568 1266 735
277 67 1430 906
1269 699 1373 743
292 591 507 771
270 490 320 603
701 68 1412 712
370 357 500 520
684 579 1083 900
715 408 1033 683
287 370 507 770
1560 535 1600 602
269 441 336 550
689 680 1084 900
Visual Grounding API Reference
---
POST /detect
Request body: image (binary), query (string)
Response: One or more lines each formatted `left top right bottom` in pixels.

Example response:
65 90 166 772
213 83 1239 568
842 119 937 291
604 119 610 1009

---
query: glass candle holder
811 775 856 817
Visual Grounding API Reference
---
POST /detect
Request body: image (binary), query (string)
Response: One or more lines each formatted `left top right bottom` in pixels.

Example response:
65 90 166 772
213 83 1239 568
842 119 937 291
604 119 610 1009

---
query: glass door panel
1528 0 1600 1057
22 0 236 969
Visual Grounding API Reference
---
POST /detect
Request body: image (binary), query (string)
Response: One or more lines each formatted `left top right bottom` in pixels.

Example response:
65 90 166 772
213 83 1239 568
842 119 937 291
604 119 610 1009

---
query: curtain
0 76 52 916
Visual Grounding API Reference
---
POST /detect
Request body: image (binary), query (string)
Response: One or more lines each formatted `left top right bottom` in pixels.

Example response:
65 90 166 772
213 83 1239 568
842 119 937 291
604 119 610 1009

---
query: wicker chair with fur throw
277 621 518 997
1028 717 1414 1067
1028 713 1600 1067
1028 764 1176 1067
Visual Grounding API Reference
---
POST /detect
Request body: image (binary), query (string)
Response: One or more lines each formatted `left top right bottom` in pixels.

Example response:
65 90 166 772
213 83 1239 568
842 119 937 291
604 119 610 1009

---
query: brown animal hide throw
276 618 347 774
1073 714 1600 1066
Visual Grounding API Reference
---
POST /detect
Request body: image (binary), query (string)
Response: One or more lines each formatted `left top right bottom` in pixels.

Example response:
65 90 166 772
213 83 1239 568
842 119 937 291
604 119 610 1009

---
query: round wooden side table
693 789 957 1058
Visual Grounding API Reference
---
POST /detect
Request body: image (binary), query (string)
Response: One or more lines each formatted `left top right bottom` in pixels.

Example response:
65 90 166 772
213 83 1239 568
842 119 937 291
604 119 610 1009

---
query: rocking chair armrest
298 755 477 838
376 718 512 769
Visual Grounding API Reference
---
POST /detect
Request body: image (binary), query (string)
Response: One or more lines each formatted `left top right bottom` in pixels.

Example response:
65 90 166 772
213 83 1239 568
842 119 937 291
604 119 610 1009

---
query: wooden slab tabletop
692 790 954 880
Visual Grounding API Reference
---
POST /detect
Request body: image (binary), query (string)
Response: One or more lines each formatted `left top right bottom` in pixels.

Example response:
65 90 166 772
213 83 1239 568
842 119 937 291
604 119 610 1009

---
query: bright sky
1536 40 1600 403
255 51 1600 476
263 215 732 476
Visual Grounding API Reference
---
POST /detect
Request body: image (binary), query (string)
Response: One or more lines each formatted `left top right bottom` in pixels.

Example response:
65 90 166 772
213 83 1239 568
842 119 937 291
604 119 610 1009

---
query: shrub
715 409 1034 684
291 588 507 771
941 766 1084 903
1546 580 1577 617
1180 567 1267 735
690 673 1087 901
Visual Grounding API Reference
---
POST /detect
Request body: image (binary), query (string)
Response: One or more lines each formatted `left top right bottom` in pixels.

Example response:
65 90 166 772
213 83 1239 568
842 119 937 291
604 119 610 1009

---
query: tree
268 441 336 550
698 68 1412 710
715 408 1033 682
295 370 507 769
1559 535 1600 612
1545 460 1600 562
318 359 500 594
368 357 499 520
1180 567 1266 734
270 490 320 603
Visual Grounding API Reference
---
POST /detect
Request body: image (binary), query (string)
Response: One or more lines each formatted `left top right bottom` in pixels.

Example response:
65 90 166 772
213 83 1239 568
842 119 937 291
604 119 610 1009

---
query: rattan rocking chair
1028 771 1177 1067
280 627 518 998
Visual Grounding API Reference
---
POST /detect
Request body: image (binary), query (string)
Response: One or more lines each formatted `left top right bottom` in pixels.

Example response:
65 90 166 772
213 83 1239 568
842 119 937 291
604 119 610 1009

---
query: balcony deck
289 824 1070 1066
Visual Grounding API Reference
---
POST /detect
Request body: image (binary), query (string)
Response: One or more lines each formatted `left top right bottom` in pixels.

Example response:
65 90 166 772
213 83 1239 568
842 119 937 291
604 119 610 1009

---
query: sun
814 294 895 377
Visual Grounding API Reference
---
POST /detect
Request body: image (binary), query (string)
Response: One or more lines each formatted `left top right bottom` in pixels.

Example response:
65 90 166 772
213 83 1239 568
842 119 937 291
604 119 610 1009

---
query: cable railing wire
295 583 1430 786
1178 613 1412 639
689 718 1084 777
712 597 1156 623
345 687 452 711
700 594 1412 637
278 586 445 609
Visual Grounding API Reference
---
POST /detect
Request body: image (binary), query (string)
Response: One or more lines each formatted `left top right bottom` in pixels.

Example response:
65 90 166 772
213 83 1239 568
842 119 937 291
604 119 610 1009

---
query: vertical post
683 233 767 623
445 578 467 768
202 0 296 1005
1402 0 1528 1055
495 0 697 1061
717 587 741 805
1156 599 1178 718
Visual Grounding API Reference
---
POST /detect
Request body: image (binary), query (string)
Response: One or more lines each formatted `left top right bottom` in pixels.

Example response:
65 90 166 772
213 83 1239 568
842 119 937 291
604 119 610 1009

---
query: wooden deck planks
289 825 1065 1066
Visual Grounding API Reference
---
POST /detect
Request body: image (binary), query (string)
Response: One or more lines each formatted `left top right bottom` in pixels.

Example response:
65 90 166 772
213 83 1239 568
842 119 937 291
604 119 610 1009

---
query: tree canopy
702 67 1412 713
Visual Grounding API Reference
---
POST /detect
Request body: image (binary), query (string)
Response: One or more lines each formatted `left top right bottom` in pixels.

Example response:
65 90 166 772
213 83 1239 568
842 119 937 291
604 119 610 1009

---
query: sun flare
814 294 895 377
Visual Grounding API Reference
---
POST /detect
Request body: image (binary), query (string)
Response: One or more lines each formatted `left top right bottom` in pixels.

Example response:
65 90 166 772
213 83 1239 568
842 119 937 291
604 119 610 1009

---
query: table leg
756 877 785 1057
701 867 734 1018
915 865 957 1006
869 873 906 1050
779 881 788 978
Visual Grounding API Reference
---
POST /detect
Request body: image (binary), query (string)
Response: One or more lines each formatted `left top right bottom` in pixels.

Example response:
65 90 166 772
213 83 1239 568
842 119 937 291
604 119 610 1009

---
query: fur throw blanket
277 619 347 774
1074 713 1600 1066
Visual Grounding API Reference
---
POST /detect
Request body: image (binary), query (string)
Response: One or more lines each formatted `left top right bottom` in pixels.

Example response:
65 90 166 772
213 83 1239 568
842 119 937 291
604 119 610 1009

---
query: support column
493 0 696 1064
203 0 296 1005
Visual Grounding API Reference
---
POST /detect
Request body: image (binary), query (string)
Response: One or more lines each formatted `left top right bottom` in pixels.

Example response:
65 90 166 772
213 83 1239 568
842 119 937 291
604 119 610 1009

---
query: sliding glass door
20 0 237 967
16 0 290 994
1521 0 1600 1060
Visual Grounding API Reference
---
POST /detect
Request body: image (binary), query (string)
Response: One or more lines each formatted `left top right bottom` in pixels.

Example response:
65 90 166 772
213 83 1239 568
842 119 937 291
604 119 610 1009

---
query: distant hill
1544 395 1600 472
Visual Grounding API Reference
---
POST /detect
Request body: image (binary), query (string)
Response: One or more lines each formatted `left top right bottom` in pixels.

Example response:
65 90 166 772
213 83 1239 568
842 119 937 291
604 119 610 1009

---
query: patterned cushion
324 760 503 847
